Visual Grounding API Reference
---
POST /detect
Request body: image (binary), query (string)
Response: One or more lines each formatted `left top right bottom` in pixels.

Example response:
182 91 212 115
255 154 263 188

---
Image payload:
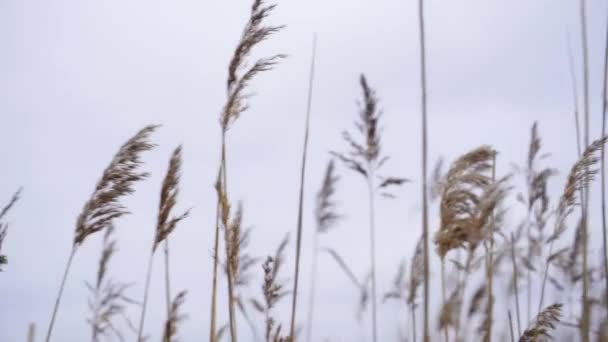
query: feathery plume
162 291 187 342
75 125 158 246
519 303 562 342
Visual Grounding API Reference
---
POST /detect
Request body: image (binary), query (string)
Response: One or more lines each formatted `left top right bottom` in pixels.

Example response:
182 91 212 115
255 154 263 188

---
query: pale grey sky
1 0 608 341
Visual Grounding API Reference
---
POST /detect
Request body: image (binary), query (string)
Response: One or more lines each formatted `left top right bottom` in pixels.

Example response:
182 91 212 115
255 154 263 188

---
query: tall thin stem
486 154 496 342
579 0 590 340
510 233 522 337
600 0 608 316
164 239 171 317
45 246 77 342
366 172 378 342
508 311 515 342
411 305 417 342
440 261 448 342
137 252 155 342
221 134 238 342
290 35 317 341
567 36 582 157
305 231 320 342
417 0 430 341
209 178 221 342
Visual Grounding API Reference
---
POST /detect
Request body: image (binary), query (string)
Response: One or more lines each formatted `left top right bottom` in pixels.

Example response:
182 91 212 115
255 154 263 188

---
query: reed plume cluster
8 1 608 341
210 1 285 341
137 145 189 341
46 124 157 342
162 291 188 342
332 74 407 342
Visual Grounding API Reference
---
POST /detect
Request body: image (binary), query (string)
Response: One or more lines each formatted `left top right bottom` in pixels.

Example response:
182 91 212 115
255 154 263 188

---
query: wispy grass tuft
306 159 340 342
137 145 189 342
162 291 187 342
519 303 562 342
210 1 285 340
87 225 136 342
332 74 407 342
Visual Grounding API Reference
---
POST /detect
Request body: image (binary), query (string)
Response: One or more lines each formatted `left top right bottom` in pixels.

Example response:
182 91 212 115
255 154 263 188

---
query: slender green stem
45 246 77 342
290 34 317 341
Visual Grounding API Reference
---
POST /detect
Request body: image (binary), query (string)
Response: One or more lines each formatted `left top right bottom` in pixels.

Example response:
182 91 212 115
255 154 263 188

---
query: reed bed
6 0 608 341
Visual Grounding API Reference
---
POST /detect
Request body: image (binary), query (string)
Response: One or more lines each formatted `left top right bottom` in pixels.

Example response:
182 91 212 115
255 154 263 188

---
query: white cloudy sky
2 0 608 341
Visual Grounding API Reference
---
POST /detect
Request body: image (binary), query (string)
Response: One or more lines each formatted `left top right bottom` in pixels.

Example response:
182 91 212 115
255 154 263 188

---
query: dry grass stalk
221 0 286 131
511 233 522 336
434 146 510 342
485 153 497 342
46 125 157 342
306 159 340 342
509 311 515 342
600 0 608 315
210 170 222 342
539 137 607 313
417 0 430 340
332 74 407 342
137 146 188 342
517 122 555 324
0 188 21 272
158 148 190 317
249 235 290 342
578 0 591 339
211 1 284 340
290 35 317 341
162 291 187 342
221 199 262 341
519 303 562 342
87 225 136 342
434 146 508 258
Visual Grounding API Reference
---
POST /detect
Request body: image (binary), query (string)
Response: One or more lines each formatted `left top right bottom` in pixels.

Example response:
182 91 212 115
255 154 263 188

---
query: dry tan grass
137 145 188 342
210 1 285 340
518 303 562 342
162 291 187 342
332 74 407 342
87 225 135 342
46 124 157 342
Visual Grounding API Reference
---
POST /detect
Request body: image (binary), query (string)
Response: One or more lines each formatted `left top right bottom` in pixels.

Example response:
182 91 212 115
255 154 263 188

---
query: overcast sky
2 0 608 341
